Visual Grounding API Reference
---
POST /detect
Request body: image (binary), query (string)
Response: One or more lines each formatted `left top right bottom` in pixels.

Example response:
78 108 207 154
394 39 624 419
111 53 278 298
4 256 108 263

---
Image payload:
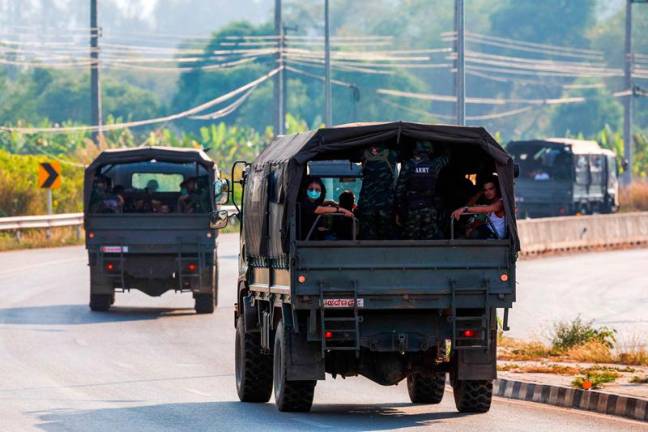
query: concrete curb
494 378 648 422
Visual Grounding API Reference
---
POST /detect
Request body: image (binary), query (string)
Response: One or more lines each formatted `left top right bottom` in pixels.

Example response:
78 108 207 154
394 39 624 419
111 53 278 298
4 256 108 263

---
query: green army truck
509 138 619 217
232 123 519 412
84 147 229 313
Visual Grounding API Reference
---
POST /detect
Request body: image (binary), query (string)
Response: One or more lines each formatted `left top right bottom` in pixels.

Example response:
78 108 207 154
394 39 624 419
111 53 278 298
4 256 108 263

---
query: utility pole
90 0 102 146
274 0 285 136
623 0 648 185
455 0 465 126
623 0 633 185
324 0 332 127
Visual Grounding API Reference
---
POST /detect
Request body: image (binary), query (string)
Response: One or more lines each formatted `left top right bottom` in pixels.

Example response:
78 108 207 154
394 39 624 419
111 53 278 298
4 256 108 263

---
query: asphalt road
0 235 646 431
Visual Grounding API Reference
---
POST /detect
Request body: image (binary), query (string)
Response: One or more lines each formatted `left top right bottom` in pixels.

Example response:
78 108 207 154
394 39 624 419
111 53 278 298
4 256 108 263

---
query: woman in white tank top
451 176 506 239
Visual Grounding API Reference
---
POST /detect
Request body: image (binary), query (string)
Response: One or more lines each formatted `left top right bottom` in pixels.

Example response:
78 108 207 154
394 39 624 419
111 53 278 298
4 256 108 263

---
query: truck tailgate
293 240 515 309
86 214 213 252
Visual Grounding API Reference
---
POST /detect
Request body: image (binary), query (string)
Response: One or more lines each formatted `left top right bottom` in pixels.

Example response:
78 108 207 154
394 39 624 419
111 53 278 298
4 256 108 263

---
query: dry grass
0 227 83 252
498 337 554 361
565 340 615 363
498 363 580 376
617 348 648 366
616 335 648 366
630 375 648 384
619 181 648 212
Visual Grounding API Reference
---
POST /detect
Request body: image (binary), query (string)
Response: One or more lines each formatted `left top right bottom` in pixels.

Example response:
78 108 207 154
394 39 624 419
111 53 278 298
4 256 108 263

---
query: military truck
232 123 518 412
84 147 229 313
509 138 619 218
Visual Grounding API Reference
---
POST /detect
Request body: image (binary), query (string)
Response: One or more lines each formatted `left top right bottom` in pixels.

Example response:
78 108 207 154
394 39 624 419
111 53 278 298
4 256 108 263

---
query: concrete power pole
274 0 285 136
90 0 102 146
455 0 465 126
324 0 332 127
623 0 634 185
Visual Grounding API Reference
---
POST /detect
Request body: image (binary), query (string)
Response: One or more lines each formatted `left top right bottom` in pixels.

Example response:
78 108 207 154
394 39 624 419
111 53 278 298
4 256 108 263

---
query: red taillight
186 263 198 273
324 331 333 340
298 275 306 284
500 273 509 282
88 232 95 239
462 329 477 338
104 262 115 272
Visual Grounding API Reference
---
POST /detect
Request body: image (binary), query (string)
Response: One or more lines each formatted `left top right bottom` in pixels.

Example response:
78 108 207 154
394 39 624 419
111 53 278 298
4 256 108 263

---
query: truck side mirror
513 163 520 179
211 209 229 229
215 179 230 205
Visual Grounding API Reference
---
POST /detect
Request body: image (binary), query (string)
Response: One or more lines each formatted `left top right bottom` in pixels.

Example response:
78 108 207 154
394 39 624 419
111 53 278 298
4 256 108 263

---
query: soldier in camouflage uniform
357 144 398 240
395 140 449 240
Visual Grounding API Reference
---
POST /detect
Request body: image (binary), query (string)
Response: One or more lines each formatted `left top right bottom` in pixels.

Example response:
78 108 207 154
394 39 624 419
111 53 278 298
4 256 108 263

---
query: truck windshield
89 161 211 214
509 144 571 181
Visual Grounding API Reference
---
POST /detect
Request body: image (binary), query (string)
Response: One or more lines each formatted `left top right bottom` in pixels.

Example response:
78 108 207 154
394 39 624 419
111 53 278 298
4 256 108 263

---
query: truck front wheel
273 321 316 412
407 372 445 404
452 380 492 413
235 317 273 402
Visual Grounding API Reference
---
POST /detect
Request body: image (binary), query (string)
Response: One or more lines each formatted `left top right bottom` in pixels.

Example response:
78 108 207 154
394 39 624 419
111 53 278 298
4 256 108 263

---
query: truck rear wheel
273 321 316 412
452 380 492 413
194 293 215 314
89 294 113 312
407 372 445 404
235 317 273 402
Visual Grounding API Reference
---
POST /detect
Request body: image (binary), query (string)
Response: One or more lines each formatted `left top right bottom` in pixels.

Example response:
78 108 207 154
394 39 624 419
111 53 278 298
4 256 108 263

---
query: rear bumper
89 252 215 296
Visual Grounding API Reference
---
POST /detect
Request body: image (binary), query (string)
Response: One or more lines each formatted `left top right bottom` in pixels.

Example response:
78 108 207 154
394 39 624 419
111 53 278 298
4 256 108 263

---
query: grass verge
0 226 83 252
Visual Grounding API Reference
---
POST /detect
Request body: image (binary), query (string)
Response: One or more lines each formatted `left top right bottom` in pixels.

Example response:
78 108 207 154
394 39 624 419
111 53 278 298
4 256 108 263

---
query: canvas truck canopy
243 122 519 260
84 146 215 211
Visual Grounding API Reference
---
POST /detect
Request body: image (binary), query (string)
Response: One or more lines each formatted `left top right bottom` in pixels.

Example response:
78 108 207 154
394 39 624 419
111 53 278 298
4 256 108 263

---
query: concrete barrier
518 212 648 255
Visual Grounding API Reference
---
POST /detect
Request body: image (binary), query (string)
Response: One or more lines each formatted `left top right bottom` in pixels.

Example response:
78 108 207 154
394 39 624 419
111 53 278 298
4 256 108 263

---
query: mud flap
456 333 497 381
283 304 325 381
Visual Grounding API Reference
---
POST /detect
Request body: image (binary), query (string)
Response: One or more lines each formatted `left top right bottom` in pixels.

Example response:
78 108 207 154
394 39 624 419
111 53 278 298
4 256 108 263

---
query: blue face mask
307 189 321 200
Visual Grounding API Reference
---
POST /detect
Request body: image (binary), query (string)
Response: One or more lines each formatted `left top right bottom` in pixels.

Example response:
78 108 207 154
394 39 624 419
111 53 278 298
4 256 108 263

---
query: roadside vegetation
620 181 648 212
498 316 648 390
0 226 83 252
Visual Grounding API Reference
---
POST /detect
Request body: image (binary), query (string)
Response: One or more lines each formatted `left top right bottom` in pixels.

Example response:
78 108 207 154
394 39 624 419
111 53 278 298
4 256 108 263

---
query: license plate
322 298 364 308
100 246 128 253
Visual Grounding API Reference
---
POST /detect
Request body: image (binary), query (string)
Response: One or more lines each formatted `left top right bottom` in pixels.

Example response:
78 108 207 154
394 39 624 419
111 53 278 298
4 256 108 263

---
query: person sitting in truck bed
451 176 506 239
299 176 353 240
332 190 357 240
177 177 208 213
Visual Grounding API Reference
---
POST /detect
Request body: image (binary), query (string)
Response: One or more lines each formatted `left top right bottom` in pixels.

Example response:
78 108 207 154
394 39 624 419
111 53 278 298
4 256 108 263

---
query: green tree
550 86 623 137
490 0 596 47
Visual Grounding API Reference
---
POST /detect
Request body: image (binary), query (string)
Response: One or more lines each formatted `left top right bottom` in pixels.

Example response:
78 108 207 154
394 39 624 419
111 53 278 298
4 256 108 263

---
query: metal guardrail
0 206 238 233
0 213 84 231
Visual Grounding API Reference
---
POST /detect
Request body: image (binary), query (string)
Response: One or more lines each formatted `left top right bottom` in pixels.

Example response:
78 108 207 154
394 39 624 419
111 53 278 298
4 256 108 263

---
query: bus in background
508 138 619 218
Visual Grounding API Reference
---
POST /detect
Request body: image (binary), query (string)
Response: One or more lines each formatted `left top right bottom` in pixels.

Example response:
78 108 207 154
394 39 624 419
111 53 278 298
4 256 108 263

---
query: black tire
273 321 316 412
452 380 493 413
89 294 112 312
235 317 273 402
407 372 445 404
194 293 215 314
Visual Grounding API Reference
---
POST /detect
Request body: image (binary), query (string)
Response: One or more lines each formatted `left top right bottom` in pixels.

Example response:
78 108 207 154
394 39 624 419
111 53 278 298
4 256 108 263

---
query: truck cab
232 122 519 413
84 147 229 313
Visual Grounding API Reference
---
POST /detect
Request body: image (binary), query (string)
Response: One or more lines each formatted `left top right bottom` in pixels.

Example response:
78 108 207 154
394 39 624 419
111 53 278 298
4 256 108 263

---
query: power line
377 88 629 106
0 67 282 134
